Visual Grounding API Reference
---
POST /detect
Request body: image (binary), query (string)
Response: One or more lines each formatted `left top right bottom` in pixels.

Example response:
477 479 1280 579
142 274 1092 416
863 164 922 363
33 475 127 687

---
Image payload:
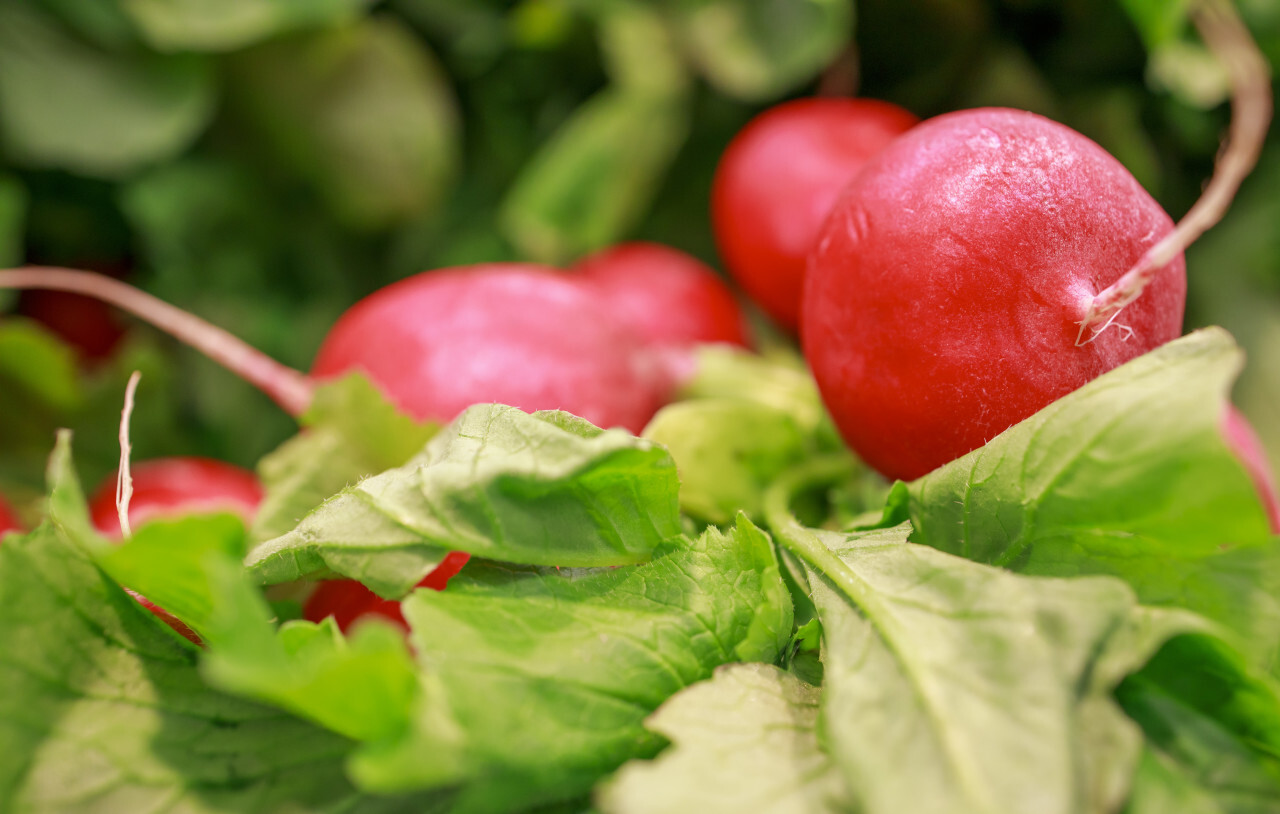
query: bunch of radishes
2 52 1277 632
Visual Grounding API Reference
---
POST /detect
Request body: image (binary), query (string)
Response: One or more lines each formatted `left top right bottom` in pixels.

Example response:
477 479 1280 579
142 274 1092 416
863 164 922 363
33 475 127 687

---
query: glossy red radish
303 550 472 632
89 456 264 537
712 97 918 332
803 108 1188 481
571 242 751 349
1222 406 1280 533
18 290 127 363
310 264 668 433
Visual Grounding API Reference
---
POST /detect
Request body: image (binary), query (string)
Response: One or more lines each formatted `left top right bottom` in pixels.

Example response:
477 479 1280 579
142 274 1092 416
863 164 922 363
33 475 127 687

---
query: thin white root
116 371 141 539
1077 0 1272 346
0 266 314 416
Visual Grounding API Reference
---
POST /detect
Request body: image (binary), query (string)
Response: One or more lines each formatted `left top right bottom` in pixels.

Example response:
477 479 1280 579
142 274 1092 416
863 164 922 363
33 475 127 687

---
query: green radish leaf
120 0 366 52
247 404 682 596
0 1 214 178
1117 634 1280 812
251 375 440 543
666 0 854 101
349 517 792 813
41 432 420 747
97 513 248 637
904 328 1280 670
0 438 435 813
226 17 460 231
598 663 849 814
643 399 810 524
804 523 1214 814
500 87 691 264
199 560 420 745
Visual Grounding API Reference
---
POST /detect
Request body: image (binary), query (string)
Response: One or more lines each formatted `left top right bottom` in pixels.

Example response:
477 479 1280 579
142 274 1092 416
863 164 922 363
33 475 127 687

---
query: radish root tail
1076 0 1272 346
0 266 314 417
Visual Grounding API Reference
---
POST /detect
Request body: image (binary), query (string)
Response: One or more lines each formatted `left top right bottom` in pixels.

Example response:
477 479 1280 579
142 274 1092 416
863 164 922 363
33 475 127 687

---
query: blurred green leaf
643 399 810 524
227 16 461 231
501 87 690 264
596 2 689 94
40 0 140 50
666 0 853 101
1118 0 1194 50
0 2 215 178
0 321 83 416
121 0 367 52
0 176 28 273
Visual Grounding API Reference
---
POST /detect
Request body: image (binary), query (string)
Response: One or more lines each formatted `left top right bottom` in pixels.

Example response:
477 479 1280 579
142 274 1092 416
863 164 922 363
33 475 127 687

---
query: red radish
0 496 21 537
89 456 264 537
803 108 1187 481
303 550 471 632
18 290 127 362
571 242 751 349
711 97 918 332
310 264 668 433
1222 406 1280 533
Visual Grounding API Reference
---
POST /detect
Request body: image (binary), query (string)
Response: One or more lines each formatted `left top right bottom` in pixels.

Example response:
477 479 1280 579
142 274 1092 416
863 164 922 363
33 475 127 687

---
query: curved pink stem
0 266 314 417
1077 0 1272 345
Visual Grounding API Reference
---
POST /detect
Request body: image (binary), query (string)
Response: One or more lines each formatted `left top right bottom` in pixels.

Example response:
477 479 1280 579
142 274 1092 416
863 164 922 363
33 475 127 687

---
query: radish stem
1077 0 1272 345
0 266 314 417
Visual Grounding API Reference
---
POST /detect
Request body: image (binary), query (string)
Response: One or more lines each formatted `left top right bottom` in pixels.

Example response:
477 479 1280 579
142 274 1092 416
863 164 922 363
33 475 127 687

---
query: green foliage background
0 0 1277 504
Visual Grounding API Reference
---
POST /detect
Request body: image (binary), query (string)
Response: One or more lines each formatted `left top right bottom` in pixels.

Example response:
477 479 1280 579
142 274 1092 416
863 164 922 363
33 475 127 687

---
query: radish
802 107 1188 481
1222 407 1280 533
0 496 20 537
302 550 471 633
711 97 918 332
88 456 264 538
310 263 669 434
798 5 1270 482
570 242 752 349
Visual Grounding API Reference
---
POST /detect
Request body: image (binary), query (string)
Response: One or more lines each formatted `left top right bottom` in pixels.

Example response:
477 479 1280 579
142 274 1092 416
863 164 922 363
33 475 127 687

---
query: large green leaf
40 432 423 751
122 0 366 52
803 524 1209 814
350 517 792 812
0 466 432 812
226 17 460 231
598 663 848 814
247 404 682 596
903 328 1280 670
1118 634 1280 813
0 2 214 178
